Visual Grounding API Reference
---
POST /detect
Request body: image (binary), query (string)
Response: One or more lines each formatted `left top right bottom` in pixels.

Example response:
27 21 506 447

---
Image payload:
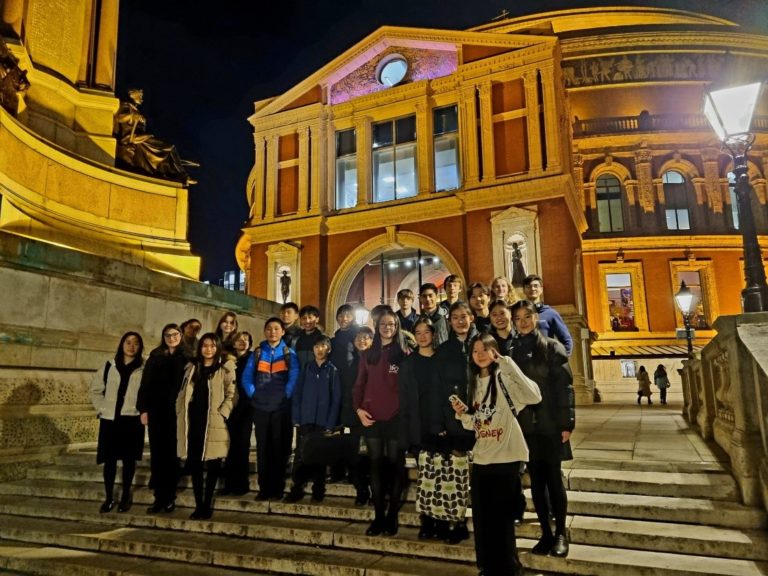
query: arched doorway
325 230 463 325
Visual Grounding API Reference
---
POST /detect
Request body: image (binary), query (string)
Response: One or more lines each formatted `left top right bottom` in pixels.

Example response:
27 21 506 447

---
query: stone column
250 135 266 221
264 134 278 220
309 120 324 212
634 148 655 213
93 0 119 90
354 116 371 207
572 152 585 208
523 69 543 173
701 147 724 214
415 98 432 197
538 64 561 172
478 82 495 182
459 85 480 187
298 126 310 214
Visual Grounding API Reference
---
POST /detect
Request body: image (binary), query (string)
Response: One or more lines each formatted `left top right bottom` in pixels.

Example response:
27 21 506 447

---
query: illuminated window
377 55 408 87
621 360 637 378
677 270 709 329
595 174 624 232
335 129 357 209
670 260 718 331
606 273 637 331
599 262 649 333
663 170 690 230
434 105 459 192
372 116 417 203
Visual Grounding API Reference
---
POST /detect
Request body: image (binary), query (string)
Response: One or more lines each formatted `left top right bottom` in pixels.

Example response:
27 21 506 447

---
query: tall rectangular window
664 170 690 230
434 105 459 192
335 129 357 209
373 116 417 203
606 272 637 331
595 174 624 232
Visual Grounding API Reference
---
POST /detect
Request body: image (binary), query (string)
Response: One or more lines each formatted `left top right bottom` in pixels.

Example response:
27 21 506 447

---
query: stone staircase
0 449 765 576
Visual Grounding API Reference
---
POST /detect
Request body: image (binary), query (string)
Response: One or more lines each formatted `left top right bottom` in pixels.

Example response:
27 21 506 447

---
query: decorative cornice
582 235 762 253
241 173 582 245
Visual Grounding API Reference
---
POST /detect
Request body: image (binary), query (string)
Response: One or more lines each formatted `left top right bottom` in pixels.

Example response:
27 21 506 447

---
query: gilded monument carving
114 89 198 185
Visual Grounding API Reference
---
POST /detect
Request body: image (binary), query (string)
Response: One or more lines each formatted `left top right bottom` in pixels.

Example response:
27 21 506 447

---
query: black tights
188 459 222 511
527 458 568 537
103 459 136 500
365 437 405 518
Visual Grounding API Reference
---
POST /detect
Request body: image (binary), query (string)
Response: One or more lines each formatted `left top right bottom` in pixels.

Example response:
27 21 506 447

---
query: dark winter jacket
292 360 341 430
535 303 573 355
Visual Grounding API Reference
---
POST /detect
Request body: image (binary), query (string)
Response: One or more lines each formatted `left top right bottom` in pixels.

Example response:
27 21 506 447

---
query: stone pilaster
524 69 543 173
416 98 432 197
264 134 278 220
701 147 724 213
354 116 371 207
298 126 310 214
634 148 655 213
478 81 495 182
459 85 480 187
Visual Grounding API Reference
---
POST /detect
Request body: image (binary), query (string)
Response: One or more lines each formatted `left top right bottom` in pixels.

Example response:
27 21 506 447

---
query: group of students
88 272 575 576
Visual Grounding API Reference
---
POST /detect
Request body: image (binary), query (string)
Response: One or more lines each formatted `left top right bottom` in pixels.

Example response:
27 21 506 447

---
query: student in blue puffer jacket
242 317 299 501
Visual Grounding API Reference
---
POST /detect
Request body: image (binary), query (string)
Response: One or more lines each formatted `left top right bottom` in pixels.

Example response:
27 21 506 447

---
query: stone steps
1 492 766 563
566 468 740 500
1 450 766 576
27 462 762 529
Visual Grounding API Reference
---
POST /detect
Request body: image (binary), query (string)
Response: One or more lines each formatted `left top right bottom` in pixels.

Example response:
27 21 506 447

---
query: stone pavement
568 400 727 468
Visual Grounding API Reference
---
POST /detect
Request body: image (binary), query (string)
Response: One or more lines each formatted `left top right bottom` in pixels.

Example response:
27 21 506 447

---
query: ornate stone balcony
573 113 768 138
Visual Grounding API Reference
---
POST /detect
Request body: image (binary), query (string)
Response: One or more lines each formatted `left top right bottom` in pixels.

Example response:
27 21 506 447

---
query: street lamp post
703 82 768 312
674 281 697 358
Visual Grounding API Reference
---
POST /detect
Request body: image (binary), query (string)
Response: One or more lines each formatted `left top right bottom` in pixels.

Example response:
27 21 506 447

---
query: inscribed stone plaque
24 0 88 84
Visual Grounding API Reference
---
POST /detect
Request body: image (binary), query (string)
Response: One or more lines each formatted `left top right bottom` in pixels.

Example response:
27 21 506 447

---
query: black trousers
147 415 178 505
225 401 254 493
252 405 292 498
291 424 327 496
471 462 522 576
528 454 568 537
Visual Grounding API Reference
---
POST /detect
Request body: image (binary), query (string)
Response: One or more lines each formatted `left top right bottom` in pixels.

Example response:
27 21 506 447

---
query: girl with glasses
353 307 410 536
137 323 187 513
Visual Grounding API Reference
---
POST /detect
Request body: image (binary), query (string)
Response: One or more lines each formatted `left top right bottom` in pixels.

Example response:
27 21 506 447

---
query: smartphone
449 394 468 412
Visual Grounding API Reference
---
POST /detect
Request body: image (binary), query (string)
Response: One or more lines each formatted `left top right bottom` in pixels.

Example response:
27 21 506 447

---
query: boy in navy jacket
284 336 340 502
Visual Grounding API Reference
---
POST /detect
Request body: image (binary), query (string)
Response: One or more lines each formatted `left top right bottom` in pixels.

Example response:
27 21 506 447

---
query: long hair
654 364 667 377
215 311 238 343
115 331 144 366
467 333 501 412
157 323 181 354
195 332 224 371
367 308 409 365
510 300 549 364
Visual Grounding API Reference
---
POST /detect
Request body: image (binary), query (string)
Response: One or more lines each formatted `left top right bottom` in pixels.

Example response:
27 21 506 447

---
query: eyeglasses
163 332 181 339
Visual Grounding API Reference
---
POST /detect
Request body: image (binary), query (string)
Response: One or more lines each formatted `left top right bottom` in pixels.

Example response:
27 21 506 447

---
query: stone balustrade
680 312 768 512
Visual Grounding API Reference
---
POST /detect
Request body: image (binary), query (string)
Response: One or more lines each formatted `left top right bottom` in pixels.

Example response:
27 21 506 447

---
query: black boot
418 514 435 539
383 506 399 536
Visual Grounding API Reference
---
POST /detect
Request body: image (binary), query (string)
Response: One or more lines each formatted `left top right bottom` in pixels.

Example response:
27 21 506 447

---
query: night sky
115 0 768 284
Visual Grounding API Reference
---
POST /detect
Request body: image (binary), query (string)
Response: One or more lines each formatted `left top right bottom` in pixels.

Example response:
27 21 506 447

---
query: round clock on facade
377 55 408 87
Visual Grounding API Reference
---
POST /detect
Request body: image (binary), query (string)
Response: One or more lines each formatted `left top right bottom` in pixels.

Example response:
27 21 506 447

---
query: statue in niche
114 89 198 184
0 37 29 117
510 242 527 286
279 268 291 304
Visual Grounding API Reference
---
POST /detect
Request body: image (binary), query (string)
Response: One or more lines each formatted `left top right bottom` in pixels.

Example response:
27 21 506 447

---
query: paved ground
567 400 729 468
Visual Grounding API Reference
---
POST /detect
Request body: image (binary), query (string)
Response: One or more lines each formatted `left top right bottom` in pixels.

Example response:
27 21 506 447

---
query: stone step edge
0 513 764 576
0 494 765 563
0 514 479 576
4 476 764 530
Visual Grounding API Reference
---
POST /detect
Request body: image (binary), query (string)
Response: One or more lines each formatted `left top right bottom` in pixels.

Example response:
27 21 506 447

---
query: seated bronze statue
114 89 198 184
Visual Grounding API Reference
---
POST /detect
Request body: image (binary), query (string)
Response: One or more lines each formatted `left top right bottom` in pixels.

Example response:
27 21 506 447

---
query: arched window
595 174 624 232
663 170 690 230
